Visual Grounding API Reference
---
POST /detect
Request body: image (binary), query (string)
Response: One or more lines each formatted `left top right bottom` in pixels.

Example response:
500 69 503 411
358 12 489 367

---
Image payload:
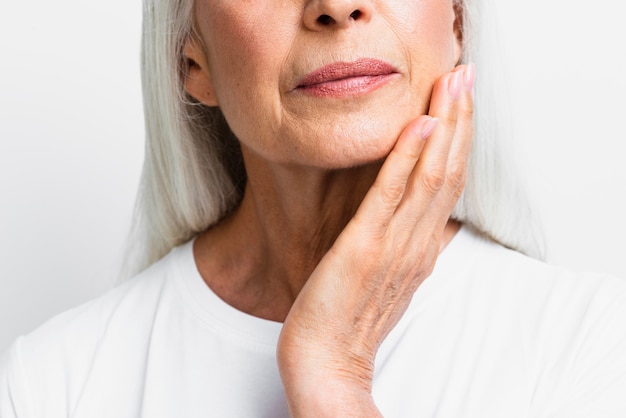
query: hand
277 64 475 417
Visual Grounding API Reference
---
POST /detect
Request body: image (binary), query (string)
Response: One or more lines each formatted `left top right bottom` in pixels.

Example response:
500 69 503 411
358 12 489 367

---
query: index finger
354 115 438 230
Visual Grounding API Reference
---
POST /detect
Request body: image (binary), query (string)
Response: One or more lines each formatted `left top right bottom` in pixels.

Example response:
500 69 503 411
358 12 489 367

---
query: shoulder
0 245 187 417
459 226 626 325
20 252 173 359
446 226 626 367
462 227 626 415
456 225 626 295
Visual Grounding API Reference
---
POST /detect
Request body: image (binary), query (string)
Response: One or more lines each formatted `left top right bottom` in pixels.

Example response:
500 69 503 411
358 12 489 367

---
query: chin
302 116 408 169
239 104 417 170
283 127 402 170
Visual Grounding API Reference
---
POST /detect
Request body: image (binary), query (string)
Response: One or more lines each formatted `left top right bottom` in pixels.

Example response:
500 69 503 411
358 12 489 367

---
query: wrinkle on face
189 0 461 168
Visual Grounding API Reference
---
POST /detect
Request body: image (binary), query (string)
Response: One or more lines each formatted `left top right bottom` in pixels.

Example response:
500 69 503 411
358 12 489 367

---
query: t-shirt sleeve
0 339 30 418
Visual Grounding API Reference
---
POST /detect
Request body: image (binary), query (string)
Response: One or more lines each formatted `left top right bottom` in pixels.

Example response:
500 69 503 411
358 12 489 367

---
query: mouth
295 58 399 98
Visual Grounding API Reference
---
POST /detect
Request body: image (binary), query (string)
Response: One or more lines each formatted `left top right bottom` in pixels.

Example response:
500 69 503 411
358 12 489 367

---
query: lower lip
297 73 399 98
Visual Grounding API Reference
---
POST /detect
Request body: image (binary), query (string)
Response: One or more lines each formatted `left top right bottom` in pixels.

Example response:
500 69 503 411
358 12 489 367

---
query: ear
452 1 464 64
182 36 219 107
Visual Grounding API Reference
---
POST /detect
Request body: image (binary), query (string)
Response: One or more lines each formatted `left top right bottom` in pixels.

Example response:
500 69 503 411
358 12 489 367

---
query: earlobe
182 38 219 107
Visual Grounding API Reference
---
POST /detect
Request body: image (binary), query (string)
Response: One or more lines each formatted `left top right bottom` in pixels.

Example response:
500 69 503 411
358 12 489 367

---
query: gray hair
124 0 544 278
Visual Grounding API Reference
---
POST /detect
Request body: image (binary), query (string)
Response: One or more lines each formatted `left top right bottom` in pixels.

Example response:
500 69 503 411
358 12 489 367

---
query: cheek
192 0 460 167
199 0 297 95
203 7 268 95
199 2 292 144
398 0 458 69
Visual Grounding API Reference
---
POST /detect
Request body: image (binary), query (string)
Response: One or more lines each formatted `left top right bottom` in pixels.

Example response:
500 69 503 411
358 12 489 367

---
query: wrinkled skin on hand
277 64 475 417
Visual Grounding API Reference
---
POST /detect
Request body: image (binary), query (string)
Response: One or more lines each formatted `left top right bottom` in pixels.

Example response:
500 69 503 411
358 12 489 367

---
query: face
185 0 462 169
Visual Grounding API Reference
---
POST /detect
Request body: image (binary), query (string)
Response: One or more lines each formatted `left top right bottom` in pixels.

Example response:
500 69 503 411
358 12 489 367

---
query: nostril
317 14 334 25
315 10 362 26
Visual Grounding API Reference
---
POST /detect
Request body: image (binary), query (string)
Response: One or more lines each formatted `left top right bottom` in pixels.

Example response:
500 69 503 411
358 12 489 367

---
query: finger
405 65 475 235
393 68 464 219
354 115 438 229
423 64 475 214
441 63 475 202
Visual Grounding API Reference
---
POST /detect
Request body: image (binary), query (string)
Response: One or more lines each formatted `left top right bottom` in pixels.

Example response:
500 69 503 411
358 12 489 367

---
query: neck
194 150 459 322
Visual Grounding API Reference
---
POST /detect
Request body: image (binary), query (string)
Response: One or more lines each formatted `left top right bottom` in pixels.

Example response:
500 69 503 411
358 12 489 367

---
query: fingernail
464 63 476 95
421 117 439 139
448 71 463 99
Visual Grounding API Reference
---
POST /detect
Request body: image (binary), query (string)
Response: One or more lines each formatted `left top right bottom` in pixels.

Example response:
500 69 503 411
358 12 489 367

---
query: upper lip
297 58 398 88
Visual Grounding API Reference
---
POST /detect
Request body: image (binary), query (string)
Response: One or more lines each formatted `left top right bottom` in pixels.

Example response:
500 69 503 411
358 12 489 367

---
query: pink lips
296 59 398 98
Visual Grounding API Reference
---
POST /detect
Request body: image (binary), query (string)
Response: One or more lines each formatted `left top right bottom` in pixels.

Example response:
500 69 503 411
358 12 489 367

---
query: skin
184 0 474 415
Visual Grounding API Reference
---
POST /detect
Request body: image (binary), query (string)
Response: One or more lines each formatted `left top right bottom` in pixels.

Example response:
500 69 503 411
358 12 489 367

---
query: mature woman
1 0 625 417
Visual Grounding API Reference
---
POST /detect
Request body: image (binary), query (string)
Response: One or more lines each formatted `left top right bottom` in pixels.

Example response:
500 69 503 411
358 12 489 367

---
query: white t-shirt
1 226 625 418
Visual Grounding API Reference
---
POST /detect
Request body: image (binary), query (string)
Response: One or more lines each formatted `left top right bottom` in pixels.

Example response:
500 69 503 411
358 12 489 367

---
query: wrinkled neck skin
194 146 460 322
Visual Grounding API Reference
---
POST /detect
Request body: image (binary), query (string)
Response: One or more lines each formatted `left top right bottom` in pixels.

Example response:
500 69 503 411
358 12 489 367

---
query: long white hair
124 0 545 278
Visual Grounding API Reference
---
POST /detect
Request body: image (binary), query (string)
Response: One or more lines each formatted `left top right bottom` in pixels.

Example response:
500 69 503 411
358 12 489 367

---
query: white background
1 1 625 352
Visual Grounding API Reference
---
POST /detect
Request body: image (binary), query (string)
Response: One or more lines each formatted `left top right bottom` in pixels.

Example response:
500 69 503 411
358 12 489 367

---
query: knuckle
412 261 433 283
416 261 436 283
450 178 466 200
409 241 437 279
421 168 446 195
441 109 458 126
446 164 467 200
459 99 474 121
446 160 467 190
376 180 405 208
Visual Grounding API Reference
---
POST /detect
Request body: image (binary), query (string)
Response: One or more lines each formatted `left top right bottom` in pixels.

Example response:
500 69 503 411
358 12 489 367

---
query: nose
303 0 373 31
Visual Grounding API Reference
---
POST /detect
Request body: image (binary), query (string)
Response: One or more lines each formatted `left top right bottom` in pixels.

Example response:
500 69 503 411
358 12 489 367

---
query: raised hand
277 64 476 417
